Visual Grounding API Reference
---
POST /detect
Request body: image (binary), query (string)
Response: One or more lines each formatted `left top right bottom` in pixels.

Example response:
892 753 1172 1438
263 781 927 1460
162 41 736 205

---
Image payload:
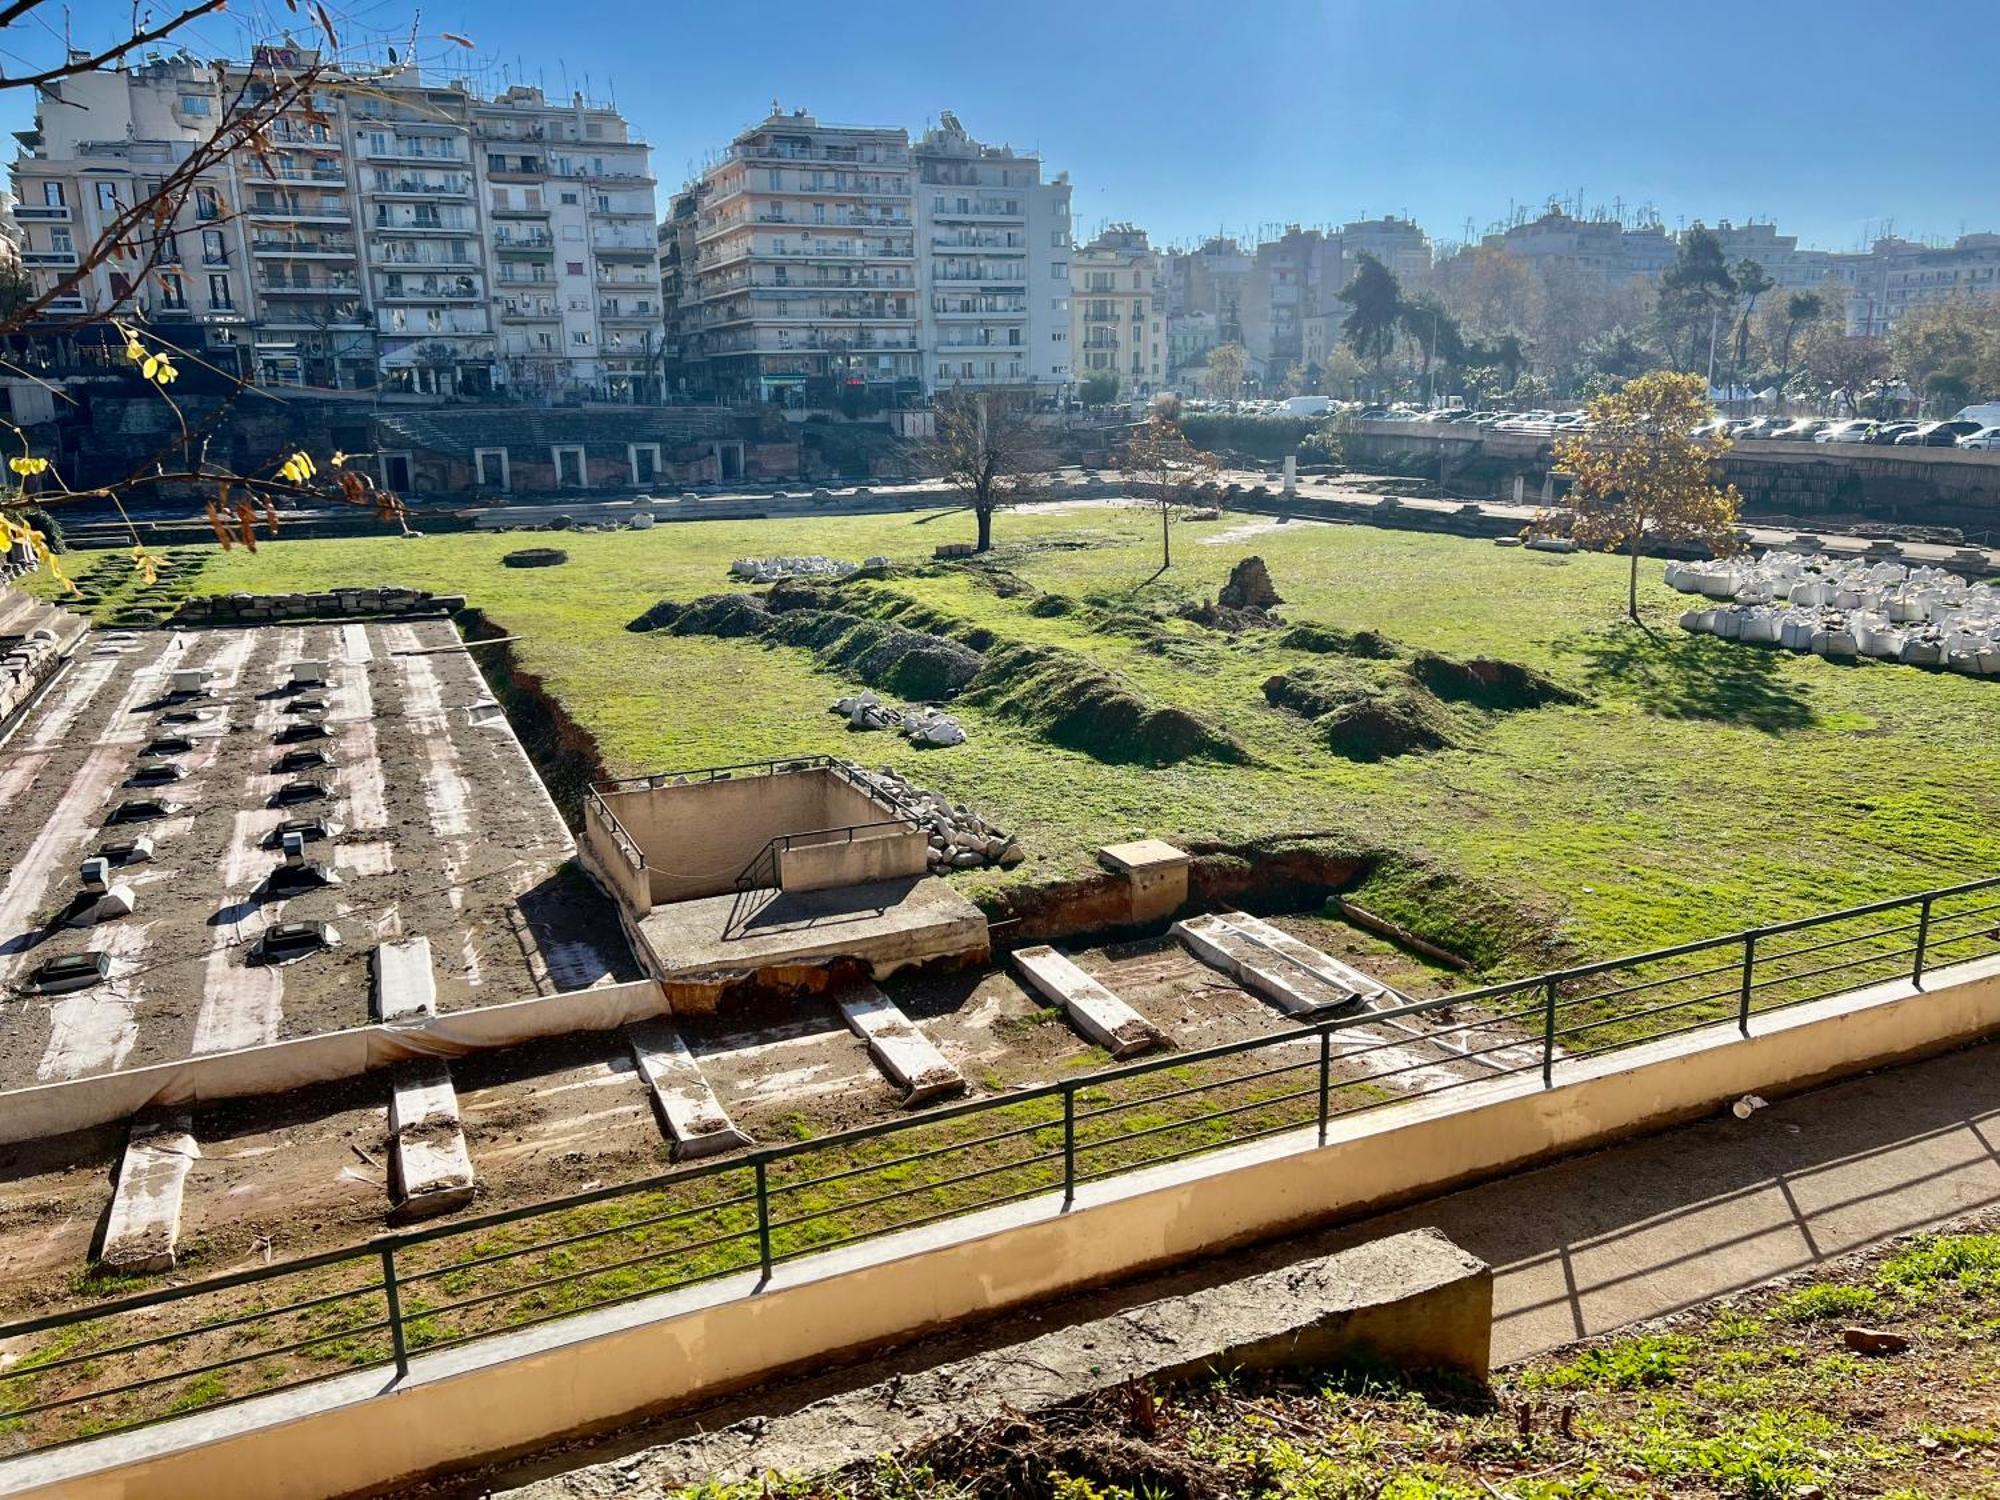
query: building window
41 181 63 208
179 94 211 116
551 445 586 489
157 273 187 309
208 273 233 309
566 261 584 277
560 192 579 206
96 182 121 212
201 229 226 265
628 443 660 485
49 226 73 255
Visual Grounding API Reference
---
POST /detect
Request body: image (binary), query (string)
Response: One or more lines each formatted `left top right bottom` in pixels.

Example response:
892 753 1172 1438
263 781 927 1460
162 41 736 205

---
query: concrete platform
1174 912 1364 1017
836 983 966 1107
388 1060 476 1222
625 1019 752 1160
1011 945 1164 1058
1217 910 1393 1009
100 1115 198 1273
632 875 989 1004
371 936 437 1022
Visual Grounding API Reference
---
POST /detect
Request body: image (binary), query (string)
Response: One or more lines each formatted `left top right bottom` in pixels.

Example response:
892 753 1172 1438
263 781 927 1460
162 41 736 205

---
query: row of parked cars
1693 416 2000 449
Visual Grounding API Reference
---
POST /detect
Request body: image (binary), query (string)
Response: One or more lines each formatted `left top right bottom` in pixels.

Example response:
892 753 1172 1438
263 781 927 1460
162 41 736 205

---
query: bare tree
1120 411 1220 576
923 387 1053 553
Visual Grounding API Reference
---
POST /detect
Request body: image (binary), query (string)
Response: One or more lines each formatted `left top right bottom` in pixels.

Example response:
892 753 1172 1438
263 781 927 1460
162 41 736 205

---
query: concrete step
626 1019 753 1160
388 1060 477 1222
1010 945 1164 1059
100 1115 198 1273
1173 913 1362 1018
836 984 966 1107
1212 911 1393 1010
371 935 437 1022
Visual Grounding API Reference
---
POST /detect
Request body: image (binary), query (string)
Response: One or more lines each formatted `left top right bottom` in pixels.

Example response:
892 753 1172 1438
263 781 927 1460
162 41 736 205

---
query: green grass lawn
54 500 2000 967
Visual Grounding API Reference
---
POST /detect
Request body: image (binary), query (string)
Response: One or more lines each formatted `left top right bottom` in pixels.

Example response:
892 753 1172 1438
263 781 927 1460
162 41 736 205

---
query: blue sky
14 0 1996 254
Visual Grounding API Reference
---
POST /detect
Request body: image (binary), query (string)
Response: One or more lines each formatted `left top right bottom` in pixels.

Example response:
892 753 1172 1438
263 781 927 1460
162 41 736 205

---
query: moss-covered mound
1409 651 1583 710
1277 622 1400 659
625 593 771 638
1263 670 1460 762
964 642 1247 766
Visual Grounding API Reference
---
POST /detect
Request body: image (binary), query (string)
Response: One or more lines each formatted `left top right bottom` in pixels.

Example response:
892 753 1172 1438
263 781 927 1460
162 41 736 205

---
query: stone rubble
847 763 1025 872
729 555 858 583
830 691 969 748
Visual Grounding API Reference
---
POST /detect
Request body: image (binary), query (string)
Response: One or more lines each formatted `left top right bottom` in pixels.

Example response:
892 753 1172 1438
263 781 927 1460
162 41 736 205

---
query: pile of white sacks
831 691 968 747
1668 552 2000 674
848 764 1025 871
729 554 888 583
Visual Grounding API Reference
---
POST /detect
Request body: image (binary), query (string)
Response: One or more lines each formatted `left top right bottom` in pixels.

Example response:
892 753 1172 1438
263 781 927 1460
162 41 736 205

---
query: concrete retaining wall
10 951 2000 1500
778 826 929 893
172 588 465 625
0 980 665 1146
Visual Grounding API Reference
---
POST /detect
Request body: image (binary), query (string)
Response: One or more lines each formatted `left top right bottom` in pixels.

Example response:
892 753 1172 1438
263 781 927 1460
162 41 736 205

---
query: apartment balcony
591 238 656 258
356 144 468 165
931 236 1026 251
13 204 69 223
499 307 560 323
259 278 361 295
370 219 475 235
725 142 910 168
243 167 347 186
268 131 341 152
373 252 483 271
369 178 473 198
484 158 547 180
251 238 356 257
374 286 484 304
42 294 87 313
932 270 1026 283
599 307 660 323
488 201 551 218
22 250 78 268
935 304 1028 319
247 205 351 223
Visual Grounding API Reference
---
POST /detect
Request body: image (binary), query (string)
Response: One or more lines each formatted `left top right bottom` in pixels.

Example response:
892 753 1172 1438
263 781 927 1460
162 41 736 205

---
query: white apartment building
10 56 256 370
1846 234 2000 337
914 111 1071 396
8 53 661 399
474 85 661 402
1072 225 1163 397
688 108 921 404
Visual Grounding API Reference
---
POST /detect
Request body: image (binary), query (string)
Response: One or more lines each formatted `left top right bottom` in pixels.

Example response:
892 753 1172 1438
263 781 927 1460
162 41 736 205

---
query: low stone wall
172 587 466 625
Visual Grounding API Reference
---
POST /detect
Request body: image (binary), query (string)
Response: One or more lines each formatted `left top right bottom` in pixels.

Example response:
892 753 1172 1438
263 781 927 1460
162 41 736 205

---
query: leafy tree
1890 295 2000 414
1205 341 1248 402
1120 411 1220 574
1771 291 1826 412
1806 335 1893 416
1079 370 1120 406
1338 252 1402 388
924 388 1052 553
1398 292 1463 403
1549 370 1741 624
1724 258 1774 407
1319 345 1365 399
1280 362 1308 397
1655 228 1737 375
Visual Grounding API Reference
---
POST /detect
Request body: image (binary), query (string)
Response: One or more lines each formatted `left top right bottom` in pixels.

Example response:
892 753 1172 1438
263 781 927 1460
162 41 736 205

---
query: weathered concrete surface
1173 912 1360 1016
388 1060 476 1221
1096 839 1191 925
836 983 965 1107
624 1019 751 1160
1011 945 1164 1058
500 1229 1490 1497
372 936 437 1023
1219 909 1393 1009
99 1115 198 1273
632 876 990 1008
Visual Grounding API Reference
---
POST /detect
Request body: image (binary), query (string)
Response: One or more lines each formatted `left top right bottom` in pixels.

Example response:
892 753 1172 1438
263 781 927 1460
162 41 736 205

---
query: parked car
1772 418 1832 440
1815 420 1876 443
1732 416 1787 439
1957 426 2000 451
1866 422 1920 445
1896 419 1984 447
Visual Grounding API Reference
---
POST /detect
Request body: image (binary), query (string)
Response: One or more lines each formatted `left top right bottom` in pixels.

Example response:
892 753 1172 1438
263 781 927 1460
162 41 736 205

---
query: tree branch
0 0 230 90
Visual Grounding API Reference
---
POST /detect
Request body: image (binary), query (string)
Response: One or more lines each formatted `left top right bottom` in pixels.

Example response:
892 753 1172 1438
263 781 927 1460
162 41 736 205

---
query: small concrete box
1098 839 1192 925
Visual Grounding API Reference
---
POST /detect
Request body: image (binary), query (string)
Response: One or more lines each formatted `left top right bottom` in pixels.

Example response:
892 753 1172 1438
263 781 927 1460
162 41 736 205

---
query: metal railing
723 816 925 938
1 875 1996 1457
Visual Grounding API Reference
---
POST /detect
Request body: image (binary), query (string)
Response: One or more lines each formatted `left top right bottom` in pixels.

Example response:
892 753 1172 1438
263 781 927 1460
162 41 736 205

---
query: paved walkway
1224 468 2000 575
449 1038 2000 1495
